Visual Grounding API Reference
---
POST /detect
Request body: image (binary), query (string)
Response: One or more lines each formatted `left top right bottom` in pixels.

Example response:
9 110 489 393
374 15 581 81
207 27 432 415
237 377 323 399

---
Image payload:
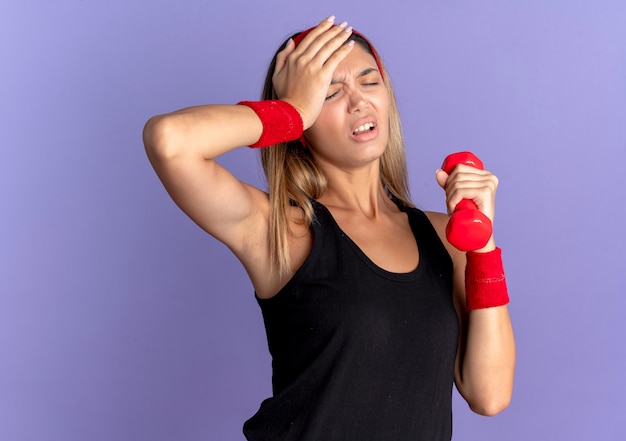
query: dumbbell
441 151 492 251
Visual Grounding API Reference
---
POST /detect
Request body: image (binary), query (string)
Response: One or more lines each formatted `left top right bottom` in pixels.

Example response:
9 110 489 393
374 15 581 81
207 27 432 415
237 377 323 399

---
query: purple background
2 0 625 440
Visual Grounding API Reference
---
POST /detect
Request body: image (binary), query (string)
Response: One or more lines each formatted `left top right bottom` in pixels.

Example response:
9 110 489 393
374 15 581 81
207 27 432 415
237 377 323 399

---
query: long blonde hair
260 33 413 276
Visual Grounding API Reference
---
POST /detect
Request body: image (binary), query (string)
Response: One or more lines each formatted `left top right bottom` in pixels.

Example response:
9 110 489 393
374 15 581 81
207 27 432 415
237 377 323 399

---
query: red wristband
237 100 304 148
465 247 510 310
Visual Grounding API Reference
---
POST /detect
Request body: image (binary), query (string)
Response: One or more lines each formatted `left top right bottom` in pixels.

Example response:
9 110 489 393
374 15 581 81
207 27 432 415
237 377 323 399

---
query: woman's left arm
429 164 516 416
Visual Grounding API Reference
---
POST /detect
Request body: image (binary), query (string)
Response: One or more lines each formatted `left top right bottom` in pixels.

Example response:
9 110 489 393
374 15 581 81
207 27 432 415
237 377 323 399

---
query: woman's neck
317 162 394 218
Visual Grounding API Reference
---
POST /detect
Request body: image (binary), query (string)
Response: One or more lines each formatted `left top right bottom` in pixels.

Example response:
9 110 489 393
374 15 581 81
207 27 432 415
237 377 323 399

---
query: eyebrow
330 67 378 85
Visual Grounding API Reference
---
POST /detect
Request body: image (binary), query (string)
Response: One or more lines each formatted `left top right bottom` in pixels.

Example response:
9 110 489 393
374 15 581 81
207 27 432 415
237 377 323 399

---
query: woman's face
304 45 389 170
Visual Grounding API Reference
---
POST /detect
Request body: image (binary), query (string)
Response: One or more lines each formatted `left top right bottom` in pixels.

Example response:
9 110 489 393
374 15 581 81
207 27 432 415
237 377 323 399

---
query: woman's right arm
143 104 268 257
142 17 355 282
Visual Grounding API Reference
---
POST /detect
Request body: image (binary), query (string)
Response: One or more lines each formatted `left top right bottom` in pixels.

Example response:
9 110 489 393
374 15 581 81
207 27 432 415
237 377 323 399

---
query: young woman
143 16 515 441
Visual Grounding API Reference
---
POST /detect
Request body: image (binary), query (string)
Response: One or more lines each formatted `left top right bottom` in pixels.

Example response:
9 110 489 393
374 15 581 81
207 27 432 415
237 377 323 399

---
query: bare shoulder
424 211 465 264
424 210 449 235
424 211 450 247
424 212 467 315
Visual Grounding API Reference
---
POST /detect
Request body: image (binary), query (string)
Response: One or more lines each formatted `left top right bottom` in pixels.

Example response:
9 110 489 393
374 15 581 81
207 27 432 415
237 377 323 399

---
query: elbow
468 394 512 417
143 114 180 161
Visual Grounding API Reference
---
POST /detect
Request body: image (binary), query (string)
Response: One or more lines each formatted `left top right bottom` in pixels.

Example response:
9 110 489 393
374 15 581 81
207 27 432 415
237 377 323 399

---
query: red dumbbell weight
441 151 493 251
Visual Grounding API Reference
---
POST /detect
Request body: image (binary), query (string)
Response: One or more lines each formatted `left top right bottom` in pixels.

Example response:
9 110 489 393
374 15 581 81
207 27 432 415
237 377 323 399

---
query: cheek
307 108 343 142
318 104 343 127
377 98 390 132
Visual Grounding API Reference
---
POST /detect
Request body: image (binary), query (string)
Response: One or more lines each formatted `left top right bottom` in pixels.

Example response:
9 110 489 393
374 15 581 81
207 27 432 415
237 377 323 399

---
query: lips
351 116 377 133
352 122 376 135
350 117 378 141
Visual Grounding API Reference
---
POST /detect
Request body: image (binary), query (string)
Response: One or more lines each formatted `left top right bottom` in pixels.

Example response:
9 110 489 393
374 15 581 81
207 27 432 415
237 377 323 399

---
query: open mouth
352 122 376 135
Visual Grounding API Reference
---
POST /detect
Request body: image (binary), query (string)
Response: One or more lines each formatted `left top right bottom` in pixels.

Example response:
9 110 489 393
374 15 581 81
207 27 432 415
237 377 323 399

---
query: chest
329 208 419 274
260 204 458 394
278 206 456 343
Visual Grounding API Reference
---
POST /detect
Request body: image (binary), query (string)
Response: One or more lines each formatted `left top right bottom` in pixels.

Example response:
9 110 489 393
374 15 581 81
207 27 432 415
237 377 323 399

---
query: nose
347 88 368 113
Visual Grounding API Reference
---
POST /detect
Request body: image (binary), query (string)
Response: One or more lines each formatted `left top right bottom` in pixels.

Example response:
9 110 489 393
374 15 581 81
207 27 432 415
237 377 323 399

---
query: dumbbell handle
441 152 493 251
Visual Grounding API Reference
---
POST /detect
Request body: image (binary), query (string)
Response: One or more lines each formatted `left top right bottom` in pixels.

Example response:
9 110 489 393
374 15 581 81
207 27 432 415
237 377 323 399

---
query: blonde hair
260 34 413 277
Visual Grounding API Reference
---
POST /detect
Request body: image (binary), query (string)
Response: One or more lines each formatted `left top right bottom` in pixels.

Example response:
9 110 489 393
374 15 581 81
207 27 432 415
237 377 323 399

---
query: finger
444 171 497 196
317 32 356 72
446 164 491 181
305 23 353 64
447 184 493 204
274 38 295 77
293 20 351 66
446 175 498 198
435 169 449 189
446 173 497 195
293 15 337 51
446 184 496 218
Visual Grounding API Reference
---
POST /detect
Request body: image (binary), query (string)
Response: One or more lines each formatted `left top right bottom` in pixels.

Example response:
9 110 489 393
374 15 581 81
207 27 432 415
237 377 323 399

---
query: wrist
465 247 510 310
279 98 309 129
473 236 496 253
237 100 304 148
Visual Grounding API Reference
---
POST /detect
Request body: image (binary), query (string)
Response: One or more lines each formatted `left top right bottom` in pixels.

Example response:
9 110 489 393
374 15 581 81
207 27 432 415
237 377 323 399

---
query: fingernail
345 26 353 33
326 15 335 22
338 21 348 28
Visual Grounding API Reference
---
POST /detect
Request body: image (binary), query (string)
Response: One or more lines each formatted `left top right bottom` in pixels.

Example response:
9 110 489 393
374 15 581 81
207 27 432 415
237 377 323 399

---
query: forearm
143 104 263 162
434 153 515 415
452 238 516 415
456 305 516 416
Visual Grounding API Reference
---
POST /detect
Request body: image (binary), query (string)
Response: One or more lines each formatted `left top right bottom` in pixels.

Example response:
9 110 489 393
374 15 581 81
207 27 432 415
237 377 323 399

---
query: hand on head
272 16 355 130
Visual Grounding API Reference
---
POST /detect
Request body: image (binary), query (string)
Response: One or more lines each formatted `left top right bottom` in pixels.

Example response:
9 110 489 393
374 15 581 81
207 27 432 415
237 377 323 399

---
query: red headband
292 27 384 80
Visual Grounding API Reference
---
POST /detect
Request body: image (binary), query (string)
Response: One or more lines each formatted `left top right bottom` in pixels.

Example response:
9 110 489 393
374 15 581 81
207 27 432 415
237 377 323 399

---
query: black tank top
244 201 459 441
